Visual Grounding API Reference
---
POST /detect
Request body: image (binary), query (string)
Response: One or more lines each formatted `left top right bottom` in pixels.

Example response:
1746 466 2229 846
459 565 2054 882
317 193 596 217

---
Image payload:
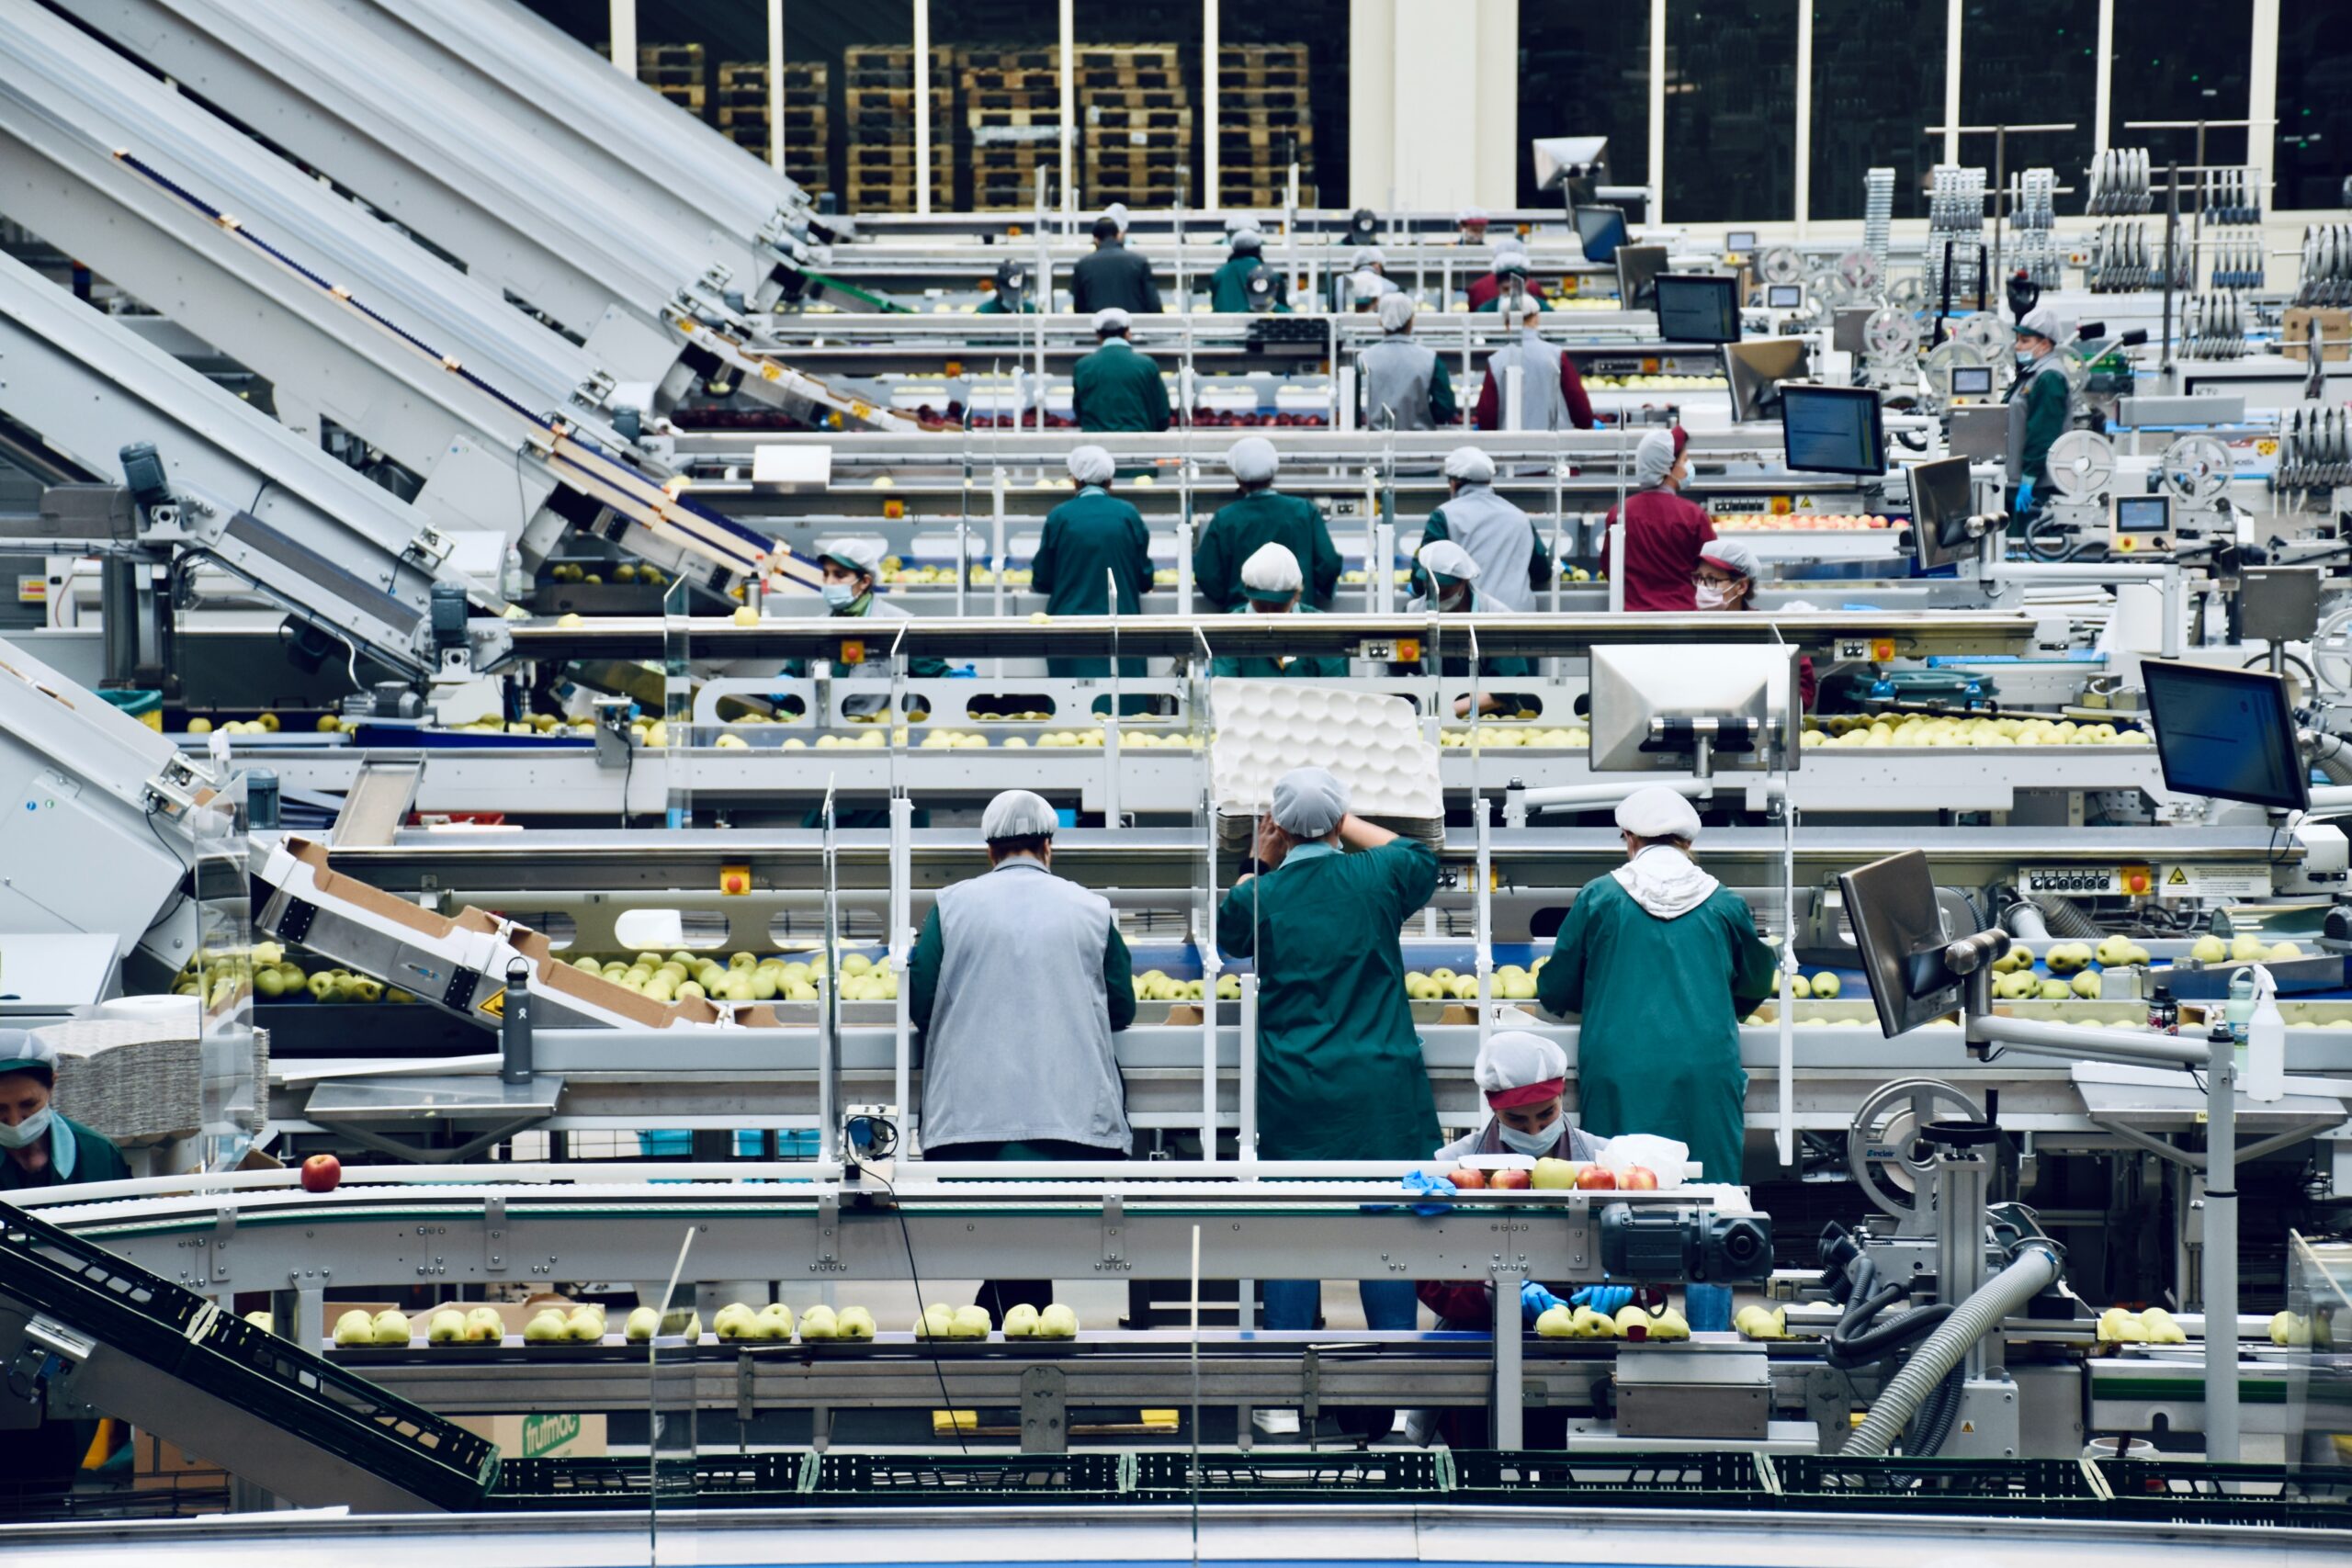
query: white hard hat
1238 542 1303 601
1066 445 1114 486
1442 446 1496 483
981 789 1058 841
1616 785 1702 842
1272 766 1349 839
1092 305 1133 334
1417 538 1481 582
1226 435 1280 484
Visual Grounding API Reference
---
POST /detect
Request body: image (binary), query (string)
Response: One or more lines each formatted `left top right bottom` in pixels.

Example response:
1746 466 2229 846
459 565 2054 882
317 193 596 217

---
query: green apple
1534 1304 1574 1338
714 1303 758 1340
798 1304 840 1340
1810 972 1841 998
918 1303 956 1340
2039 979 2073 1000
1531 1157 1579 1190
427 1310 466 1344
372 1310 413 1346
1035 1303 1079 1339
2070 970 2103 998
1001 1303 1040 1337
333 1309 375 1347
567 1306 606 1342
836 1306 876 1340
951 1305 991 1340
2190 934 2226 964
524 1310 568 1344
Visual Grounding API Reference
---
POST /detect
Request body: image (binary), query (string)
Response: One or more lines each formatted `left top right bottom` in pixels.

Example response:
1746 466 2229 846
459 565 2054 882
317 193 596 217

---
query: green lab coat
1536 871 1778 1182
975 296 1035 314
2008 359 2070 495
1072 340 1172 433
1032 486 1154 679
1205 603 1351 679
0 1114 130 1191
1209 255 1288 312
1216 839 1442 1160
1193 490 1341 611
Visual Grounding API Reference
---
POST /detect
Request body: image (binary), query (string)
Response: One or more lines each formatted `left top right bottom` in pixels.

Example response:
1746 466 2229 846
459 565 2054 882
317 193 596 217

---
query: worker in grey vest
1474 299 1596 432
910 790 1136 1313
1418 446 1552 610
1358 293 1457 431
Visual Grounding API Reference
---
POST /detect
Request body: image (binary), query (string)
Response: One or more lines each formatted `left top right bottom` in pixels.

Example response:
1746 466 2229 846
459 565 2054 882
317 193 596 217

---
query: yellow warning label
480 988 506 1020
2166 867 2190 886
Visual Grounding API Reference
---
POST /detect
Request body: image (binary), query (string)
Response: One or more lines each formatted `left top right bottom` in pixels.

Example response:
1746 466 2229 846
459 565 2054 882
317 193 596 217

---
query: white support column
915 2 933 216
1204 1 1220 218
2092 0 2113 158
767 0 786 174
607 0 637 73
1648 0 1666 220
1793 0 1813 237
2249 0 2279 207
1060 0 1077 216
1943 0 1962 164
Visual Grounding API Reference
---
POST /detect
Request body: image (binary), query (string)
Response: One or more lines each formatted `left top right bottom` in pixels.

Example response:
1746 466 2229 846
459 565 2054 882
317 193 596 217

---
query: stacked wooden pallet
844 44 955 211
959 48 1065 211
1216 42 1312 209
1077 44 1193 210
714 61 829 195
635 41 707 119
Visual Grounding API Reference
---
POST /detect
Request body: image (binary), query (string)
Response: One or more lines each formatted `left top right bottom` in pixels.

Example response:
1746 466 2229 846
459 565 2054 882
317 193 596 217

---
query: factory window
2108 0 2251 173
1517 6 1652 212
1663 0 1799 223
2276 6 2352 211
1955 0 2097 211
1807 0 1942 220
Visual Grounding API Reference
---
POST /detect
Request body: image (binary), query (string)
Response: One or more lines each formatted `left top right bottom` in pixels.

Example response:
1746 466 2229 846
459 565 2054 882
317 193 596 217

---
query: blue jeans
1261 1278 1421 1331
1684 1283 1734 1333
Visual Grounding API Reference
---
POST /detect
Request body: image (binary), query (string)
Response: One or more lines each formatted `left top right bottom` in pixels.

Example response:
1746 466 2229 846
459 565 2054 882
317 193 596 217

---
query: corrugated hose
1840 1242 2064 1457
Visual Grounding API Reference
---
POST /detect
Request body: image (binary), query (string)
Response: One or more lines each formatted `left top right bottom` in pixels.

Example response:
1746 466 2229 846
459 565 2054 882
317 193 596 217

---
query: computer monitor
1766 283 1804 310
1574 204 1629 264
1781 385 1887 476
2111 492 2172 551
1907 456 1977 572
1948 403 2008 462
2142 660 2309 813
1949 364 1995 399
1838 850 1964 1039
1616 244 1670 310
1725 230 1758 254
1724 337 1812 423
1654 274 1741 344
1831 307 1877 355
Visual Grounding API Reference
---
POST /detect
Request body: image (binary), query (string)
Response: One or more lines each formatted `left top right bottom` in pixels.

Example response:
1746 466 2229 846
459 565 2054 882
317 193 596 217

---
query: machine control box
2020 864 2155 897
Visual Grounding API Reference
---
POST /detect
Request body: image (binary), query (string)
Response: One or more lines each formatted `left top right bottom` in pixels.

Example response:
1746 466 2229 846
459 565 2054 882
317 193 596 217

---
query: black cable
859 1163 968 1453
1826 1303 1956 1371
141 802 193 924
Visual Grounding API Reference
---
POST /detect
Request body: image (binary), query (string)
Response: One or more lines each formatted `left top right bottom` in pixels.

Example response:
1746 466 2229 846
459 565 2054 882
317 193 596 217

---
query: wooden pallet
1075 45 1181 71
1218 65 1306 90
1076 87 1189 110
843 85 954 107
1219 43 1309 71
968 106 1067 128
1089 105 1193 131
1078 67 1181 89
718 106 825 130
957 46 1060 72
1218 105 1311 129
960 67 1062 93
648 83 707 111
1221 124 1312 150
1218 88 1308 113
716 61 825 89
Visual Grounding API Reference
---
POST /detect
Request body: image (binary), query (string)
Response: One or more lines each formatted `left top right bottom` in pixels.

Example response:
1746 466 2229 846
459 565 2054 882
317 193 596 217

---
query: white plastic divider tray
1209 678 1443 845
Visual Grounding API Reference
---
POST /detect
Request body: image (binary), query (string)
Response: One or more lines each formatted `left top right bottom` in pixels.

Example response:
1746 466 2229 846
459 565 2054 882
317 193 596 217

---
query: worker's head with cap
1416 538 1481 611
1229 227 1263 256
1268 765 1349 849
1514 297 1545 329
1442 445 1496 493
980 789 1059 865
1634 428 1686 491
1696 537 1762 611
1458 207 1490 237
1238 541 1304 614
1475 1030 1570 1147
1067 444 1114 489
817 537 887 608
1091 216 1121 245
1615 784 1703 855
0 1030 61 1170
1226 434 1280 492
1103 201 1131 233
1494 248 1529 278
1353 246 1386 273
1092 305 1132 340
2016 304 2066 358
1376 291 1417 334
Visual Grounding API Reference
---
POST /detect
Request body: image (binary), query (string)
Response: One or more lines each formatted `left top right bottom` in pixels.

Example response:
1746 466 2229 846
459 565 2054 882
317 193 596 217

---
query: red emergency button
2123 870 2150 894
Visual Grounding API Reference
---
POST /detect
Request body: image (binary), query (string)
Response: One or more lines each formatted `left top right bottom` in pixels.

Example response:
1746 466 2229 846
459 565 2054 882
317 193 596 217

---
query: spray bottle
2245 963 2285 1102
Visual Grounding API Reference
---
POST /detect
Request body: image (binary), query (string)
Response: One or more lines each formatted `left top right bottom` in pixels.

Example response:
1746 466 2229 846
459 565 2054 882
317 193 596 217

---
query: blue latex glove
1521 1281 1570 1325
1570 1284 1634 1316
1399 1169 1457 1216
2014 477 2035 513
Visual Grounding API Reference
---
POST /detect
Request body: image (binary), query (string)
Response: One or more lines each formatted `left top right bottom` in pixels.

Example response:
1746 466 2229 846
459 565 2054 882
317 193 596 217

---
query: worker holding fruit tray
1537 787 1776 1330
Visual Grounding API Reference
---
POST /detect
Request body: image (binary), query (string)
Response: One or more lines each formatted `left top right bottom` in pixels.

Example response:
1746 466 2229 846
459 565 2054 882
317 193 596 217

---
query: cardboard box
452 1412 607 1461
2283 307 2350 363
132 1431 229 1490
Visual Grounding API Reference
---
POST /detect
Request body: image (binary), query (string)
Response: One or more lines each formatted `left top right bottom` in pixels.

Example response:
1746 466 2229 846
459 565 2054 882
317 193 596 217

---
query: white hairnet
1226 435 1280 484
2018 304 2066 343
1514 296 1544 324
1092 305 1132 334
1272 766 1349 839
1067 445 1114 486
1458 207 1489 224
1475 1030 1567 1096
1442 445 1496 483
1353 246 1386 269
1238 542 1303 598
1418 538 1481 581
1376 292 1417 333
820 537 887 575
1495 249 1529 275
1230 229 1264 254
1699 537 1762 579
1616 784 1702 842
0 1028 55 1081
1634 429 1679 489
981 789 1058 842
1102 201 1131 233
1490 234 1522 257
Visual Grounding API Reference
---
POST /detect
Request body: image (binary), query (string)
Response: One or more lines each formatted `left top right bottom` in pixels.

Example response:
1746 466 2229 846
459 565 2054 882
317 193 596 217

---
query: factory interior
0 0 2350 1561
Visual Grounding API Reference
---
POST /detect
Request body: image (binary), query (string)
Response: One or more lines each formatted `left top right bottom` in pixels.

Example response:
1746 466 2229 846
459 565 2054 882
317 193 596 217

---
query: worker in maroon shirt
1606 427 1715 611
1472 299 1596 432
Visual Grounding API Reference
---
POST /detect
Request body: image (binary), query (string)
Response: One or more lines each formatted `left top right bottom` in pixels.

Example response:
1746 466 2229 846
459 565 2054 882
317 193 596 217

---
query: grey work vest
1484 332 1568 431
1427 484 1539 609
921 858 1131 1151
1360 335 1441 430
2005 355 2069 486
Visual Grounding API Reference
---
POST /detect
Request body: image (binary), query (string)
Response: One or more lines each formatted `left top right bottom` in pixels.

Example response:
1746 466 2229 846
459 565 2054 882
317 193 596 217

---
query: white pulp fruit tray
1209 678 1444 834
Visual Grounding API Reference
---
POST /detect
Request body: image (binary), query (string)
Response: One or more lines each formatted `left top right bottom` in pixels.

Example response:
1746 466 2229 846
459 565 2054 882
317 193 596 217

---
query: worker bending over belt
1419 446 1551 608
1406 540 1531 716
782 538 948 828
1692 536 1815 709
910 791 1136 1318
1207 544 1349 680
1033 445 1154 690
1537 786 1776 1331
1607 428 1714 611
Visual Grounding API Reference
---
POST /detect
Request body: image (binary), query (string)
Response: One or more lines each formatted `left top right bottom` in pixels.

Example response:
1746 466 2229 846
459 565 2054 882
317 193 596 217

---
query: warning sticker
2156 863 2270 900
479 988 506 1020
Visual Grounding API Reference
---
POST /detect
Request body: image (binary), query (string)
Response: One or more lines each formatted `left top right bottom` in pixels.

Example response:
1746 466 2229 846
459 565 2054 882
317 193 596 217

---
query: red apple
1620 1167 1659 1190
1489 1168 1532 1190
1448 1167 1488 1190
1574 1165 1617 1191
300 1154 342 1193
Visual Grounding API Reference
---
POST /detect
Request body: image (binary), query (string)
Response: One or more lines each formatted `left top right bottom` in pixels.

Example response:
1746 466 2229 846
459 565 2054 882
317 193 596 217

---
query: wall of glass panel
1808 0 1941 220
2109 0 2249 172
1956 0 2098 206
2275 7 2352 212
1663 0 1798 222
1517 7 1652 211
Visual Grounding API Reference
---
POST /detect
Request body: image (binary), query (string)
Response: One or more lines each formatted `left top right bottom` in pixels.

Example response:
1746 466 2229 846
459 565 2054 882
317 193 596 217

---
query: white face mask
0 1106 52 1151
1694 582 1736 610
1496 1116 1562 1156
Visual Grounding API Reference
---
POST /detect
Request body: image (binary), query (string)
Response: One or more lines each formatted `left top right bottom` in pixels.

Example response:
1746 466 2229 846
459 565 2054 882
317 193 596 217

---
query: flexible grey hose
1842 1243 2063 1457
2002 902 2052 942
2010 896 2102 942
2312 731 2352 785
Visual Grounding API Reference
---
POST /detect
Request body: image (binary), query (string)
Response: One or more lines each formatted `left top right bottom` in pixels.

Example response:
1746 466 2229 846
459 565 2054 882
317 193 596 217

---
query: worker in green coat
975 260 1036 313
1406 540 1532 715
1536 785 1777 1332
1031 445 1153 683
782 538 950 828
1206 543 1349 679
1071 308 1171 433
2006 303 2072 514
1216 767 1438 1341
1193 437 1341 611
1208 227 1287 312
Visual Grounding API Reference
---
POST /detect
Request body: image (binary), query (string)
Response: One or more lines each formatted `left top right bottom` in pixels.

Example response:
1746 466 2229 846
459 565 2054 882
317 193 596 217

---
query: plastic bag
1596 1133 1689 1190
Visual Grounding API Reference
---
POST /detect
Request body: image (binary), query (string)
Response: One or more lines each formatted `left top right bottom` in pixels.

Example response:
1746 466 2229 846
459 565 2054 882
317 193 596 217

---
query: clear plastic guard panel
663 577 695 829
647 1229 701 1551
189 774 256 1170
2283 1231 2350 1472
